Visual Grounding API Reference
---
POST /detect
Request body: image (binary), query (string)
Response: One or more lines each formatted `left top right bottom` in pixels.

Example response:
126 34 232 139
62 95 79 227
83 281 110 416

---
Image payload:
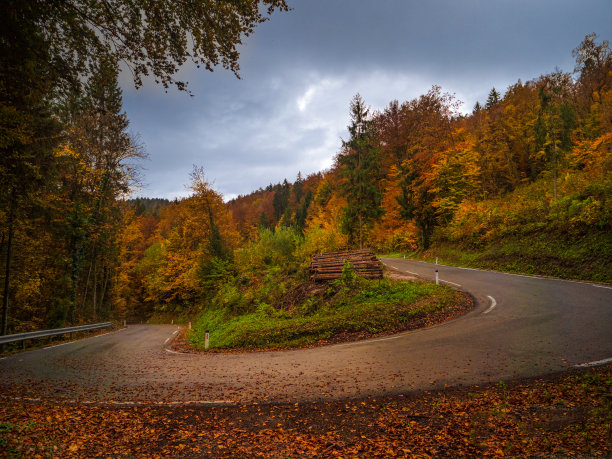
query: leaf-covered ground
1 366 609 457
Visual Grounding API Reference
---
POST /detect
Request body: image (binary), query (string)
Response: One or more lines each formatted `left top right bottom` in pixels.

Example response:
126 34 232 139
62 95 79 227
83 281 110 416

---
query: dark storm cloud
122 0 612 200
246 0 593 76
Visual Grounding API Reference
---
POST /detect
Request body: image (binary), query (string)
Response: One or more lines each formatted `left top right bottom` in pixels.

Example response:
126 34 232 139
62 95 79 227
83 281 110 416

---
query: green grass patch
146 312 192 325
188 278 463 350
377 252 406 259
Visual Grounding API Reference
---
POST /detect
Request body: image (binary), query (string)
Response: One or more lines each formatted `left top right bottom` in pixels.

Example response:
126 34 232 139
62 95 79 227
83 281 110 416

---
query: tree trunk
2 185 16 336
421 221 431 250
98 266 109 316
358 213 363 250
81 258 92 317
358 144 363 250
69 241 78 324
80 242 96 320
553 130 557 201
92 258 98 320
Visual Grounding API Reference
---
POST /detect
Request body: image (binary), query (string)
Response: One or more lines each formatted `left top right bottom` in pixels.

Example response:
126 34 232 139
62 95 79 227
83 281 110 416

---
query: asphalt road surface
1 259 610 404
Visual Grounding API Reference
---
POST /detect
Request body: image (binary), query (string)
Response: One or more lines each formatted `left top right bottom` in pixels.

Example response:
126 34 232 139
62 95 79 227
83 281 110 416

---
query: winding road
1 259 610 404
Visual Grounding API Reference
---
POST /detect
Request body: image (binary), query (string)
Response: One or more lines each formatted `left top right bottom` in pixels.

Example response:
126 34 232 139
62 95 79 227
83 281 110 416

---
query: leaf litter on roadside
0 366 609 457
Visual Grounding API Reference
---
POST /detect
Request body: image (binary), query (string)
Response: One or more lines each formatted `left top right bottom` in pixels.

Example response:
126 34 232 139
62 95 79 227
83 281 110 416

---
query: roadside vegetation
183 228 469 351
189 268 465 351
386 230 611 283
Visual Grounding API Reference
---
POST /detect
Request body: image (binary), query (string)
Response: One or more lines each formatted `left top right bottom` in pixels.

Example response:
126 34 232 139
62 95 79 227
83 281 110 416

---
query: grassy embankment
382 229 611 283
188 276 466 351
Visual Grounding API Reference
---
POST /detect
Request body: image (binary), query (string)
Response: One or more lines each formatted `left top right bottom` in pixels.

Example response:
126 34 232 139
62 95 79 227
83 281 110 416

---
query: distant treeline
128 198 172 217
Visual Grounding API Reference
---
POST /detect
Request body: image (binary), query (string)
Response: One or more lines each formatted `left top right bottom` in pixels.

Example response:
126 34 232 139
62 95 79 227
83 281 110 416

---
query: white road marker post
435 269 439 285
188 321 191 330
436 257 438 265
205 331 209 350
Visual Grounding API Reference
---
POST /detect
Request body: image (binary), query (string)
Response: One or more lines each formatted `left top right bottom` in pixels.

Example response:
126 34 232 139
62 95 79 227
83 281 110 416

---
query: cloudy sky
122 0 612 201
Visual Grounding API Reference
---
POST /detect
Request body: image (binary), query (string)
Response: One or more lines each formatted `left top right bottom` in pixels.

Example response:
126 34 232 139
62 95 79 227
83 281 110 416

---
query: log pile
309 249 383 282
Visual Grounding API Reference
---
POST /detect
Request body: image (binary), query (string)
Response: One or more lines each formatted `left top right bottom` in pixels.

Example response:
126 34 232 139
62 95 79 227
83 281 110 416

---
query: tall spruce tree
337 94 384 249
293 171 304 203
272 179 291 222
294 190 313 235
485 87 501 109
535 72 576 200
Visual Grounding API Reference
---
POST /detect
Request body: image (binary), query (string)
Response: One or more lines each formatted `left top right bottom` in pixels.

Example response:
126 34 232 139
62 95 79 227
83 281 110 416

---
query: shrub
236 227 300 269
338 259 357 288
295 226 348 261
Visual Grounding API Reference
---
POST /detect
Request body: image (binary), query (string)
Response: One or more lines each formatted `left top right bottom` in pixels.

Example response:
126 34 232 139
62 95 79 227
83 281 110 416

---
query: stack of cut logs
309 249 383 282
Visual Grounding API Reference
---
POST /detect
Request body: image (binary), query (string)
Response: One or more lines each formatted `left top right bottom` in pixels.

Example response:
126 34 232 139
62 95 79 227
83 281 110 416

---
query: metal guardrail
0 322 114 346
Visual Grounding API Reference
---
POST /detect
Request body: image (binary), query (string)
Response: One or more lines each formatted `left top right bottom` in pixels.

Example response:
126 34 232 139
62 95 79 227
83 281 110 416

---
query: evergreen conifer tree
485 88 501 109
294 190 313 235
272 179 291 222
293 171 304 203
337 94 384 249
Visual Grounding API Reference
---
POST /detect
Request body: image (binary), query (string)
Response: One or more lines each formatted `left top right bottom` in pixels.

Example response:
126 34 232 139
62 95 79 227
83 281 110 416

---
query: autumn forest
1 32 611 334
